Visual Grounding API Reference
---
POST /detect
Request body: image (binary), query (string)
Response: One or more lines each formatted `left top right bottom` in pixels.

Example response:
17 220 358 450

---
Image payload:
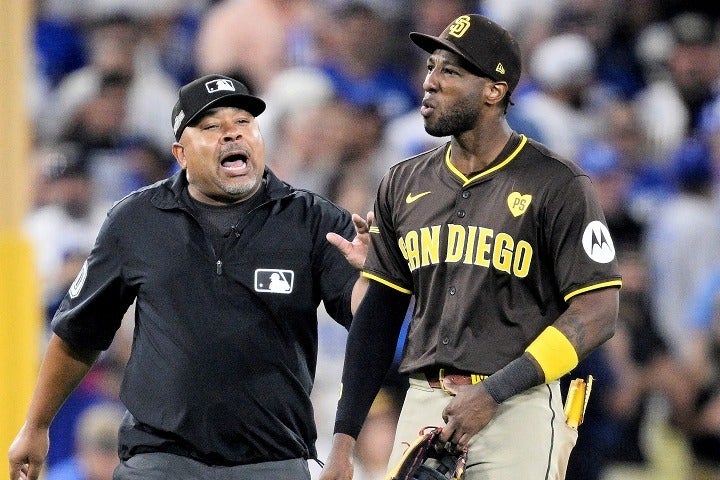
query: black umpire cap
410 14 522 94
171 74 266 141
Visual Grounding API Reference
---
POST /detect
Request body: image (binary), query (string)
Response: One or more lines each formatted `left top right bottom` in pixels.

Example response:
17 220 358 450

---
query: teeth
221 154 247 166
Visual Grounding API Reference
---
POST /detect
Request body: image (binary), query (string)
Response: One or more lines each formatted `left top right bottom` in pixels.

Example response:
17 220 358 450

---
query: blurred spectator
23 143 109 309
57 70 138 204
479 0 559 61
33 7 88 89
314 2 418 122
515 32 618 160
120 137 177 192
268 94 383 216
634 11 720 162
698 95 720 206
258 66 337 157
325 102 385 215
595 100 673 225
194 0 320 94
59 70 131 150
45 402 125 480
38 12 178 152
551 0 651 99
685 266 720 477
644 137 720 363
265 96 349 197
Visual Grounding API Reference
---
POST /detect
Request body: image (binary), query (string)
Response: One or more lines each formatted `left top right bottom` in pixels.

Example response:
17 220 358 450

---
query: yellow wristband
525 326 579 383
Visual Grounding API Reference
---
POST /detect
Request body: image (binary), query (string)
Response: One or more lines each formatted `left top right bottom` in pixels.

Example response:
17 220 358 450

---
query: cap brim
187 93 267 126
409 32 488 78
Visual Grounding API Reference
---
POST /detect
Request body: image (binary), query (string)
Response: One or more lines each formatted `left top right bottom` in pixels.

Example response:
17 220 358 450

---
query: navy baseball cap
171 74 266 141
410 14 522 93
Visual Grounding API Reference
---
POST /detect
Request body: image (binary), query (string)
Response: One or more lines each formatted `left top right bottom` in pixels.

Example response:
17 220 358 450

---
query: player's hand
326 211 373 271
8 423 49 480
439 380 499 449
318 433 355 480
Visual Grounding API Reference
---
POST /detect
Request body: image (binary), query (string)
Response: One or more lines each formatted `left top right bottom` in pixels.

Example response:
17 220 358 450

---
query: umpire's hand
8 422 49 480
440 379 499 449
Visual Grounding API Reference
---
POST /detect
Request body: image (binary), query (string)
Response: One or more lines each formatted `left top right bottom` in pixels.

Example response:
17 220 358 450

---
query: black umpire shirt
51 168 358 466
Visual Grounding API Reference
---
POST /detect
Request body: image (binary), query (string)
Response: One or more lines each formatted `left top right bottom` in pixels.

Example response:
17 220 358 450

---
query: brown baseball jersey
363 132 622 375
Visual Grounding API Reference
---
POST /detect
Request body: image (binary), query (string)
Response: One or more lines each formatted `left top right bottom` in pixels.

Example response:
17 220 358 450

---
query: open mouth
220 152 249 171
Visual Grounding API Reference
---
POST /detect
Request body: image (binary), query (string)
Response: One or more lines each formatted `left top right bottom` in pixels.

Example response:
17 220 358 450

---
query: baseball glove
385 426 468 480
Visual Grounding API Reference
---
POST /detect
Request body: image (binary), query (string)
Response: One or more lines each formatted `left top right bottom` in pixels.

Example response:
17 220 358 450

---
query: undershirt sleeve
333 281 411 438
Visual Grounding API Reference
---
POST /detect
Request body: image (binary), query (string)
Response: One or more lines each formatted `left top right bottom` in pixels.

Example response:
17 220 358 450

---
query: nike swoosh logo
406 191 432 204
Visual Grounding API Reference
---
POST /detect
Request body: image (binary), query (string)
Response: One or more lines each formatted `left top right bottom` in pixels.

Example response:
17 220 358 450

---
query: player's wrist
524 326 579 382
482 354 542 404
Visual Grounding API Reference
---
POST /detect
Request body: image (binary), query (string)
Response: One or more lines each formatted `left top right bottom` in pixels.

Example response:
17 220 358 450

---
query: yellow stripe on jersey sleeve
564 279 623 302
361 271 413 294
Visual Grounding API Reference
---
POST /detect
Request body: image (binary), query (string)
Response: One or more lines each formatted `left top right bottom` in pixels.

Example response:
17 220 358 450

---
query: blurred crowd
26 0 720 479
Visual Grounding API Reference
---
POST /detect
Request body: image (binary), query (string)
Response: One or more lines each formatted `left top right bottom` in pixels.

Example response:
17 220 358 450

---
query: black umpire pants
113 452 311 480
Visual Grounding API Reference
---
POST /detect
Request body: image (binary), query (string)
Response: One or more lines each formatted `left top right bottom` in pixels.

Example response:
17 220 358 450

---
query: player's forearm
553 287 619 360
483 287 619 404
24 334 99 429
334 281 409 437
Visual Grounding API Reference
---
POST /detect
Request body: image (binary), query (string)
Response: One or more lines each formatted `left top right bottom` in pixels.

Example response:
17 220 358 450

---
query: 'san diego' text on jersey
398 224 533 278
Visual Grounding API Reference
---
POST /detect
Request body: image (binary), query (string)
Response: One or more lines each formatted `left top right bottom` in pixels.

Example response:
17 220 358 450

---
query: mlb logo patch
255 269 294 293
205 78 236 93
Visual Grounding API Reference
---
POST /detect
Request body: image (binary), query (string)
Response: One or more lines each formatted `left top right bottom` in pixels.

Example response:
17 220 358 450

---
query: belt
423 368 488 389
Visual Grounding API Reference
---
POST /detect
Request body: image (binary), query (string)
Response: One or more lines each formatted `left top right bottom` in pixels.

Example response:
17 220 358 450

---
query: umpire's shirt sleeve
314 198 359 329
52 207 135 351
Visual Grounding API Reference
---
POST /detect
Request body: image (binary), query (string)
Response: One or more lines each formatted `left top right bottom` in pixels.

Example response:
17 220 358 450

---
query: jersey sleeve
362 173 414 294
51 210 135 351
545 174 622 302
314 198 359 328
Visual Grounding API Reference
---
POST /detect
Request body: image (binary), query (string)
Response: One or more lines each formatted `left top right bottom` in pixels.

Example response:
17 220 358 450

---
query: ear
486 81 509 106
172 142 186 169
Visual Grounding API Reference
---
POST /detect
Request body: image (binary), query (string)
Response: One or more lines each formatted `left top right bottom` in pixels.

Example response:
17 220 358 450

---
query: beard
424 99 480 137
221 175 261 198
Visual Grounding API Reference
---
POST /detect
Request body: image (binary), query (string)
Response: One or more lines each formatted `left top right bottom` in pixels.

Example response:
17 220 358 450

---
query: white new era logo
205 79 236 93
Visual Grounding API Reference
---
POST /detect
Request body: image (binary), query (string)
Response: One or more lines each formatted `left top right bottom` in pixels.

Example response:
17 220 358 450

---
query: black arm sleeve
333 281 411 438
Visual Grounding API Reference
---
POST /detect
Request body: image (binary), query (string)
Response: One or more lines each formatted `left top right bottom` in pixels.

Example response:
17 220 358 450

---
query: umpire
321 14 622 480
9 74 370 480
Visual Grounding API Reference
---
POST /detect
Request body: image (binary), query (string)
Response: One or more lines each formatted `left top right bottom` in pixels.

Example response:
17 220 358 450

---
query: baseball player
320 14 622 480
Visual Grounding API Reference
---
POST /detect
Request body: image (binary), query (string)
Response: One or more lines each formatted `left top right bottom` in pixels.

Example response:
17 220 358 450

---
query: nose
221 122 243 142
423 70 438 93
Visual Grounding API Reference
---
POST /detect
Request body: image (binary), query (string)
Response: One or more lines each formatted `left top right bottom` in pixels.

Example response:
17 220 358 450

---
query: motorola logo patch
582 221 615 264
